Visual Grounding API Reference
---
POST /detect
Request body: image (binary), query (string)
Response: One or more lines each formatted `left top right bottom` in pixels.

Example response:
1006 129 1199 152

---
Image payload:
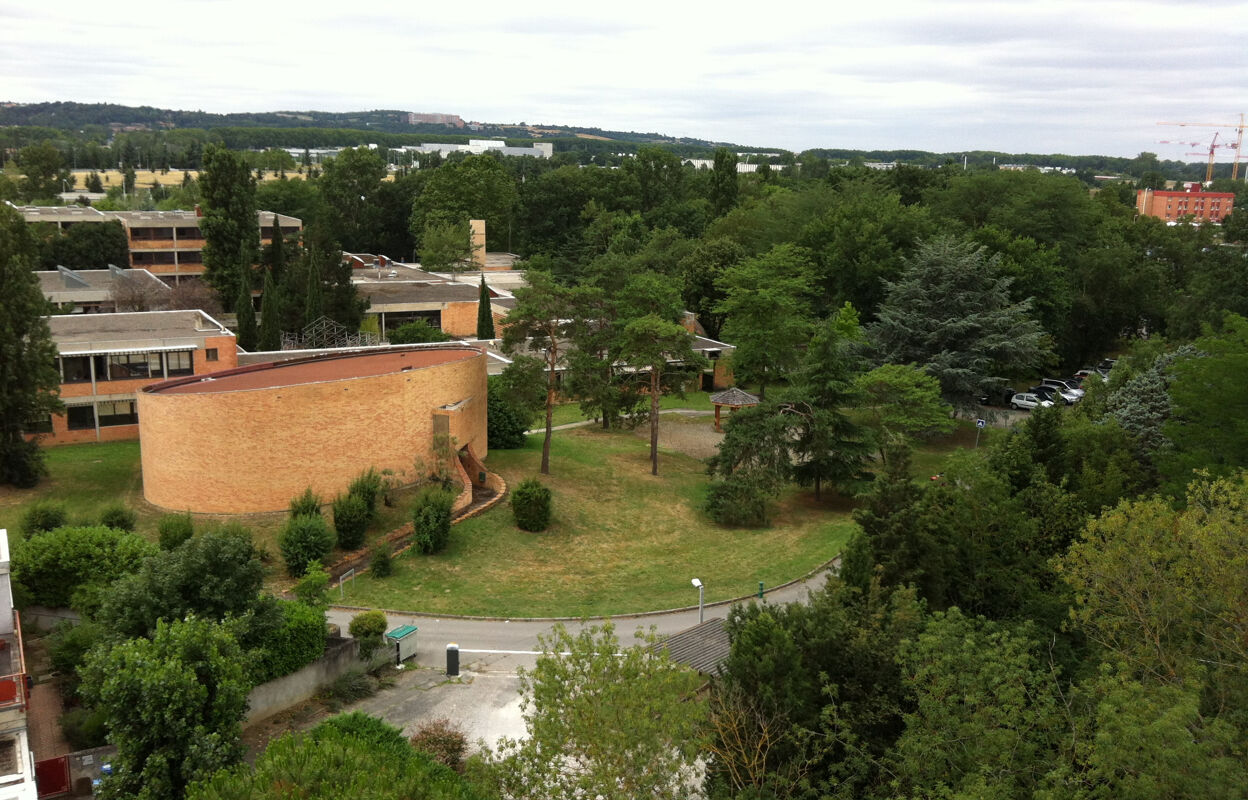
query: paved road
326 565 832 674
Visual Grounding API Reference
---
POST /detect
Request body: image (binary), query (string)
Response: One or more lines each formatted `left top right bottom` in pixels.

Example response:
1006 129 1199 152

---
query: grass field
340 427 855 617
546 391 715 429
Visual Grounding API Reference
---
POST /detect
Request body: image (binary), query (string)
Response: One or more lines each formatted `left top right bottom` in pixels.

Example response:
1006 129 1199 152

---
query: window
165 351 193 375
61 355 92 383
204 348 219 362
97 400 138 427
66 405 94 430
107 353 153 380
23 415 52 434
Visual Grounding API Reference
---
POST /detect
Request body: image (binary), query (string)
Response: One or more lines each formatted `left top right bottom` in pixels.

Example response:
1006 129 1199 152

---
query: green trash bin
385 624 419 665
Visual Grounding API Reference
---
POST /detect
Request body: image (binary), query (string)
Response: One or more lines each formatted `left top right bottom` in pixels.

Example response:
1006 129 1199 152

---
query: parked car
1041 378 1084 399
1010 393 1055 411
1029 385 1074 405
977 386 1016 407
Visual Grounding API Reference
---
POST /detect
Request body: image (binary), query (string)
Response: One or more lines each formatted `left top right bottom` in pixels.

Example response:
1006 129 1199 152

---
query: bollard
758 581 764 599
446 643 460 677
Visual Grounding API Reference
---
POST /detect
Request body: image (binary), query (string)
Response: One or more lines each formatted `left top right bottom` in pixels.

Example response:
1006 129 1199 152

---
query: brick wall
138 350 488 513
440 300 481 337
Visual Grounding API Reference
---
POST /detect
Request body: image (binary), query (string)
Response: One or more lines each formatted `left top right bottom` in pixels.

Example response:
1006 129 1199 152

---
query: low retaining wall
246 636 359 725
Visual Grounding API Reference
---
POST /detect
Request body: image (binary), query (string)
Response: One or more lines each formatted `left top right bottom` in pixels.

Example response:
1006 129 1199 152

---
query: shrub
48 620 104 700
705 474 770 527
511 478 552 532
279 514 335 578
294 561 330 609
289 487 323 518
156 512 194 550
19 501 67 537
409 718 468 772
487 382 530 449
98 503 137 532
411 487 456 555
370 542 393 578
349 610 388 660
388 319 452 344
332 493 369 551
312 712 410 759
60 707 109 751
324 670 379 706
348 468 384 520
251 601 328 683
13 526 157 608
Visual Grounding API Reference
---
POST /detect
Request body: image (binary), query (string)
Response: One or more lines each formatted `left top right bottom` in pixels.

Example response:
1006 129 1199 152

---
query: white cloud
2 0 1246 157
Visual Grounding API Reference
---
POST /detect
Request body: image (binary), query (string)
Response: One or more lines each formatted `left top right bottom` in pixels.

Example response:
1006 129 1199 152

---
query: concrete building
0 532 35 800
37 266 170 314
1135 188 1235 223
33 311 237 445
138 346 489 513
14 205 301 281
399 140 553 159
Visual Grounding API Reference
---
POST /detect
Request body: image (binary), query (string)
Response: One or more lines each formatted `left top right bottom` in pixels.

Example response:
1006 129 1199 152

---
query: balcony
0 612 28 736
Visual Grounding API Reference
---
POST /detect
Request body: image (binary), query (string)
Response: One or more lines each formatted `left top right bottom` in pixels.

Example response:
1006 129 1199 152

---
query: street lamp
691 578 704 624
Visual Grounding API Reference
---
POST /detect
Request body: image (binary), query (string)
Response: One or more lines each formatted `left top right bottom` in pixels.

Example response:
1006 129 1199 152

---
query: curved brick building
138 345 488 513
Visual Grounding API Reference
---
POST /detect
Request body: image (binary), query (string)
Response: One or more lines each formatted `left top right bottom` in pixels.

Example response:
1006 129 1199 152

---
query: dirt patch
633 414 723 460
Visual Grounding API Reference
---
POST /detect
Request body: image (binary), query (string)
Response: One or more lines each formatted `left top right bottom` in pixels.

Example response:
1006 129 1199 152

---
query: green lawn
341 427 855 617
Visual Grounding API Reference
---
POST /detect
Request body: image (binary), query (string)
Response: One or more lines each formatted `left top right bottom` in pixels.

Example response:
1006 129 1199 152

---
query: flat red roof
147 347 479 395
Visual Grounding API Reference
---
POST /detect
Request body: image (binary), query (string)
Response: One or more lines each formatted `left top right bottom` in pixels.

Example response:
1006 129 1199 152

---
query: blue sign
975 419 987 429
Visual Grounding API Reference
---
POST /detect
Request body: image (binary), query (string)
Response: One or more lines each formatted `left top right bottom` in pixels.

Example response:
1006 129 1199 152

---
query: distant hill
0 100 737 149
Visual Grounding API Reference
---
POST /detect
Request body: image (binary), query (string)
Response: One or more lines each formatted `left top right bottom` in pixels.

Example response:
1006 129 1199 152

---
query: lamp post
691 578 704 624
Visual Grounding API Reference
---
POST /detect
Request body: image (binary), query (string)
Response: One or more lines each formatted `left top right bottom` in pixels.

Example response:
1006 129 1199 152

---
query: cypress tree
477 275 496 340
235 272 258 351
258 268 281 351
304 258 324 324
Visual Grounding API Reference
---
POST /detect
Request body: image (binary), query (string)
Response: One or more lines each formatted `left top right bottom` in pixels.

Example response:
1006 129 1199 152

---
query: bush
348 468 384 520
98 503 137 532
324 670 379 706
705 474 770 527
411 487 456 555
60 707 109 751
487 381 530 449
289 487 323 518
19 500 67 537
370 542 393 578
388 319 452 344
48 620 104 700
13 525 156 608
409 718 468 772
349 610 388 660
332 493 370 551
0 438 47 490
251 601 328 683
156 512 194 550
511 478 552 532
312 712 410 759
293 561 330 609
279 514 335 578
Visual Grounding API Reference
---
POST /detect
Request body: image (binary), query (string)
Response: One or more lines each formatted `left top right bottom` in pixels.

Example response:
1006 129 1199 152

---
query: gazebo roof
709 387 760 407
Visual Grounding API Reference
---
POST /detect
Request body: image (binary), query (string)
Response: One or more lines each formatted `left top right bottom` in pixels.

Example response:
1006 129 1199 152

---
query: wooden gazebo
709 387 760 432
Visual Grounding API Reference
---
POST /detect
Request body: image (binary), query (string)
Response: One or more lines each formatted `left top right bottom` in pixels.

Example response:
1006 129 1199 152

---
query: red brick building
1136 188 1235 223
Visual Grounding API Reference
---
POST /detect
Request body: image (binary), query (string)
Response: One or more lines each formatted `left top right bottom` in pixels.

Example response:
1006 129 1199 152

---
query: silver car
1010 392 1055 411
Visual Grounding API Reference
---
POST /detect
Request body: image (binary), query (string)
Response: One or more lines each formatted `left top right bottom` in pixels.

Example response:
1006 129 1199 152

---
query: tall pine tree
235 274 258 351
477 275 496 339
199 146 258 309
0 205 63 487
258 267 281 351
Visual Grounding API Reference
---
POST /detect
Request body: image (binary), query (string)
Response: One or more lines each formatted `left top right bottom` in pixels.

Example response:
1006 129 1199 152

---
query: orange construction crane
1158 113 1246 180
1185 133 1237 184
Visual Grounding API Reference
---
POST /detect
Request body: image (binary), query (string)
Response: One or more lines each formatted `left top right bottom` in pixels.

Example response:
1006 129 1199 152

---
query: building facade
1135 189 1236 223
138 346 488 513
34 311 237 445
0 532 35 800
15 205 301 281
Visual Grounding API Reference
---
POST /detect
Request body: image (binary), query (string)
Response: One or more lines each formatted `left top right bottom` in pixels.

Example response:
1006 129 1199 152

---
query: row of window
131 251 204 265
25 400 139 433
60 351 196 383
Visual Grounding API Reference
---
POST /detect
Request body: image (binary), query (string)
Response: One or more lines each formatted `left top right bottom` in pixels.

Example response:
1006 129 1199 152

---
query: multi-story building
37 266 170 314
0 532 35 800
14 205 301 282
31 311 237 445
1135 189 1236 224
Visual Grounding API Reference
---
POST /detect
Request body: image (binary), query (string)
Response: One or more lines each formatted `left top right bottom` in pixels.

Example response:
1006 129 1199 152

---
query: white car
1010 393 1055 411
1040 378 1084 400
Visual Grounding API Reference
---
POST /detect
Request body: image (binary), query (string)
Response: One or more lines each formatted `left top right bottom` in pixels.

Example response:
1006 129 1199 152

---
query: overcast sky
4 0 1246 159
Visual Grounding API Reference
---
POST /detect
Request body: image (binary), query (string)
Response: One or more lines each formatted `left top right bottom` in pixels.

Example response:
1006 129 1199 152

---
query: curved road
326 566 832 674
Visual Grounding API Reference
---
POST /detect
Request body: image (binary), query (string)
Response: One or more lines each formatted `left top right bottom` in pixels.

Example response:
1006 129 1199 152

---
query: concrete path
327 564 831 674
